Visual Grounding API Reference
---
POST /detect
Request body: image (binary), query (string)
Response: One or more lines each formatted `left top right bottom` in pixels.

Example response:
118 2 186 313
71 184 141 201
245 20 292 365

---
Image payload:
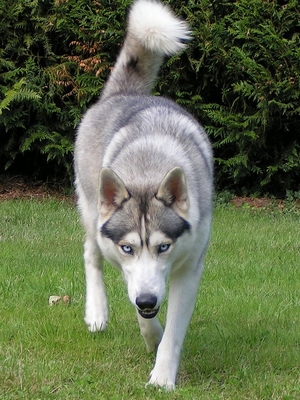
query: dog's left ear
98 168 130 220
156 167 189 218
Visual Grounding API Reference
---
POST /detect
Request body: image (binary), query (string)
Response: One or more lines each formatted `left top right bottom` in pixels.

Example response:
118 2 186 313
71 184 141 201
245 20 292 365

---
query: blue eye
158 244 170 254
121 245 133 255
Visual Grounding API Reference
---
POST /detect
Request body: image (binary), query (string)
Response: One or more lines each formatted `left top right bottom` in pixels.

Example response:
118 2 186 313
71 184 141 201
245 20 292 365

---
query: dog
74 0 213 390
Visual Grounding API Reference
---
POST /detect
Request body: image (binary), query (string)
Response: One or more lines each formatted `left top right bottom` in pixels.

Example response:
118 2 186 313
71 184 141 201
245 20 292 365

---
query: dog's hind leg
136 312 163 353
84 236 108 332
148 260 205 390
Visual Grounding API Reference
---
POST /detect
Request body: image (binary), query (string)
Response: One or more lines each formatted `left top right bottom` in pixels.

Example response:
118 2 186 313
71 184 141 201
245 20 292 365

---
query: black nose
136 294 157 310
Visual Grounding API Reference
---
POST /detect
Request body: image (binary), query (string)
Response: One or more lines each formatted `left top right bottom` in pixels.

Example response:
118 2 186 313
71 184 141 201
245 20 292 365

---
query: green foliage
0 0 299 194
0 0 130 180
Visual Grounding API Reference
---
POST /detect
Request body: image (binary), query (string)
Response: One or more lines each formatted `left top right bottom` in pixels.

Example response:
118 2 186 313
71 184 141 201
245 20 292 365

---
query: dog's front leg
148 261 204 390
136 312 163 353
84 237 108 332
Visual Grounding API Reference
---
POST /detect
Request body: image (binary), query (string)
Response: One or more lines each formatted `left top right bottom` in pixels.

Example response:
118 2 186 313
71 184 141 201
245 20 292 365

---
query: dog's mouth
138 307 160 319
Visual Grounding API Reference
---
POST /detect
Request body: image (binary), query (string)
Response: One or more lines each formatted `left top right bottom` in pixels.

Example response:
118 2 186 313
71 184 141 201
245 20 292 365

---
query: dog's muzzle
136 294 160 319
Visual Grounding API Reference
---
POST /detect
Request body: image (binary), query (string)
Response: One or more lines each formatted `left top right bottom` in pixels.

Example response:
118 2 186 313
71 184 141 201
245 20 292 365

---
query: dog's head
96 167 191 318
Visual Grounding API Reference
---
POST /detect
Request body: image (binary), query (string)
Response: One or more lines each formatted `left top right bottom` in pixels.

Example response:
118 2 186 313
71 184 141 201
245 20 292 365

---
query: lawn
0 198 299 399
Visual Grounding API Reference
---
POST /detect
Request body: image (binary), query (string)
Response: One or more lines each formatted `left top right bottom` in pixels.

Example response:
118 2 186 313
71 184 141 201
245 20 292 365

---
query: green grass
0 199 299 399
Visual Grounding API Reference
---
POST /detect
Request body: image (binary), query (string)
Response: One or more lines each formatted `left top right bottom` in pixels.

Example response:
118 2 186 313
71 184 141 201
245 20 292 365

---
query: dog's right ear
98 168 130 220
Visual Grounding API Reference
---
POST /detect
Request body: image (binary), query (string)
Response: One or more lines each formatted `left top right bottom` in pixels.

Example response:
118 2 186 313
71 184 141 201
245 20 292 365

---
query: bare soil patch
230 196 273 209
0 175 74 202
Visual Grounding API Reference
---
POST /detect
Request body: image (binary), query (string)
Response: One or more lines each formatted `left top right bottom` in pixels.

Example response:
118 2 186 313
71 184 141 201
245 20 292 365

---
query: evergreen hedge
0 0 299 195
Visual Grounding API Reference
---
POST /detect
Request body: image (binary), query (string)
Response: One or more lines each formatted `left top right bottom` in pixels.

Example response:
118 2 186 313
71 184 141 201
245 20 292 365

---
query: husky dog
74 0 213 390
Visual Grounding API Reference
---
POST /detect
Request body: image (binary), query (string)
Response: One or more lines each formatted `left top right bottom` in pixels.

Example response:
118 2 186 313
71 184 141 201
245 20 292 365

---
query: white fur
84 238 108 332
128 0 191 55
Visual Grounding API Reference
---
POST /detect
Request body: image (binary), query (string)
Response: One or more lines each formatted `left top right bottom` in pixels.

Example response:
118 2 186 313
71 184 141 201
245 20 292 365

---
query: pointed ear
156 167 189 218
98 168 130 220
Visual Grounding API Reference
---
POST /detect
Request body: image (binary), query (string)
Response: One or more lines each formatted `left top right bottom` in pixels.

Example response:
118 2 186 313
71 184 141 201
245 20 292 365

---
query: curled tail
102 0 191 99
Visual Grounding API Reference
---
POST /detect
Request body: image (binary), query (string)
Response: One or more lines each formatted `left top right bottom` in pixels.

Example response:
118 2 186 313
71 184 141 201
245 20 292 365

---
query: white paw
148 368 176 391
84 310 108 332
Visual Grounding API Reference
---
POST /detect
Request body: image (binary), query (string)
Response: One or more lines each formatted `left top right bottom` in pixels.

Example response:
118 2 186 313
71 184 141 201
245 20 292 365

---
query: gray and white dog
74 0 213 390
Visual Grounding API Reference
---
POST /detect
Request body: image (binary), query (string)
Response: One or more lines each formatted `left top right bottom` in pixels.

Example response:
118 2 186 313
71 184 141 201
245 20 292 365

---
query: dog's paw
84 311 108 332
147 369 176 391
85 317 108 332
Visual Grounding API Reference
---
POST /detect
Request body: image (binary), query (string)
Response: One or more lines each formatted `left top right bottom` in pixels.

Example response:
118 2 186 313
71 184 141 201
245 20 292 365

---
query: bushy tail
101 0 191 100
